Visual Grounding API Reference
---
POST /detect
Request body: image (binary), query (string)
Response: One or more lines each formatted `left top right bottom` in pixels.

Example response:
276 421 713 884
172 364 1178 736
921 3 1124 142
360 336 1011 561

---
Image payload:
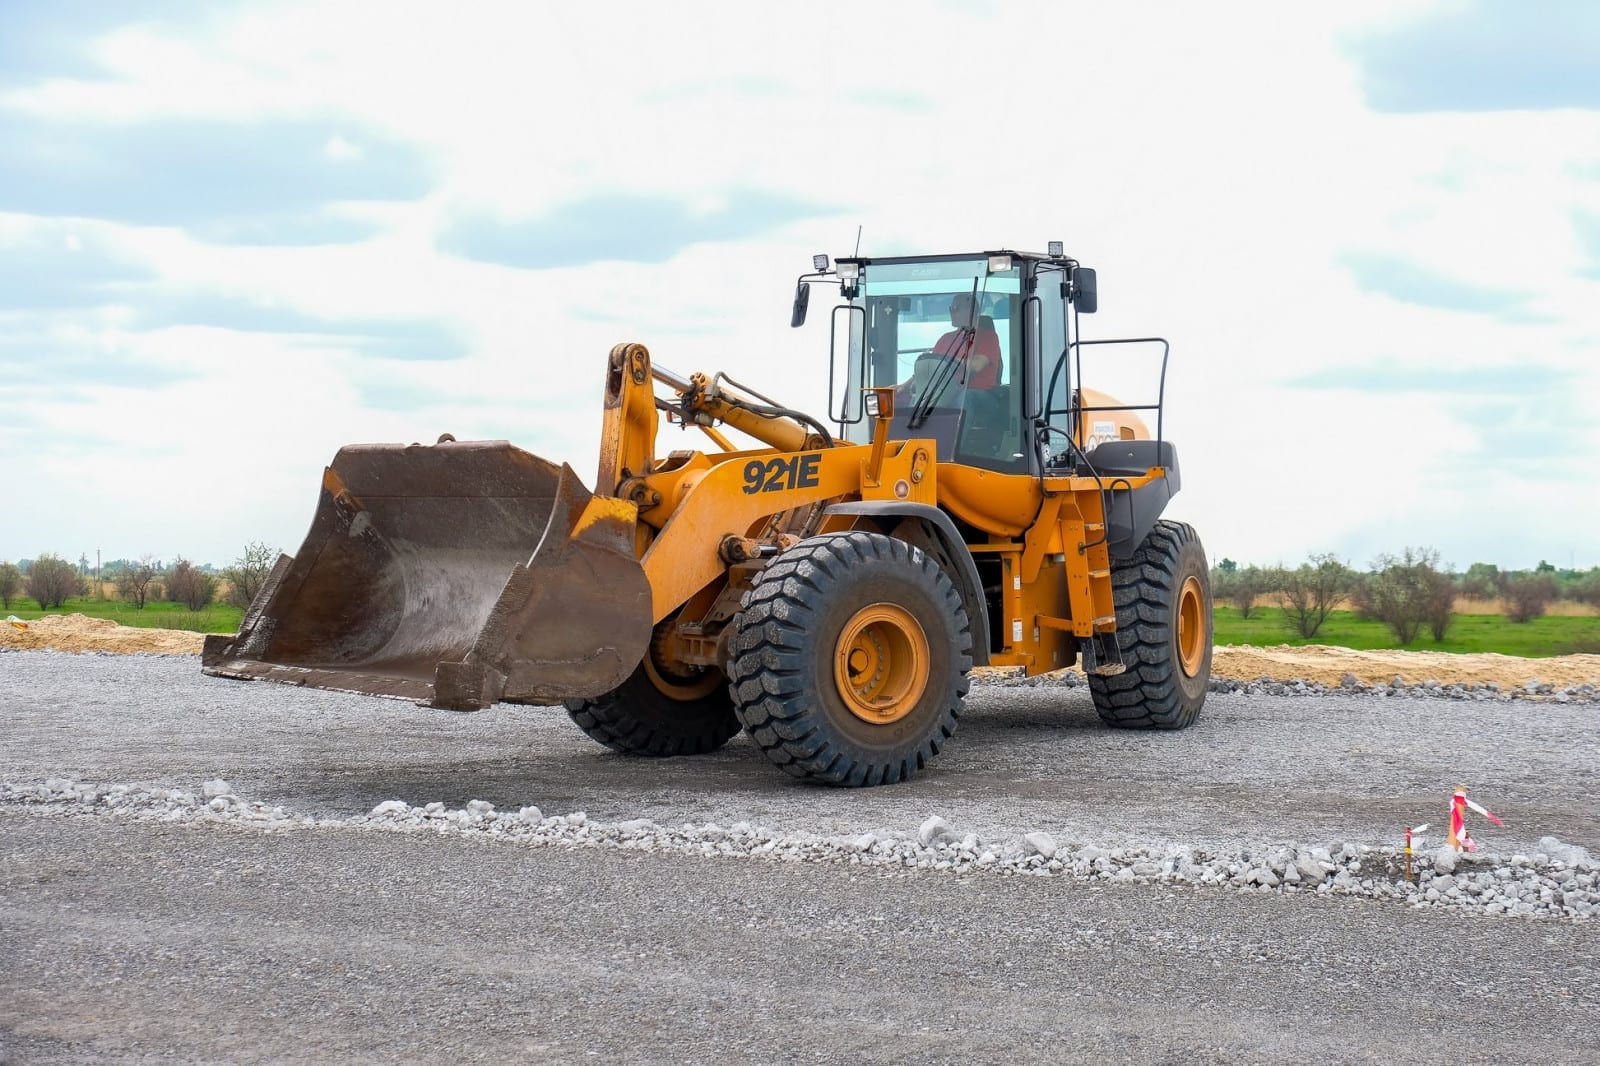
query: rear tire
728 532 972 786
1088 519 1212 730
564 664 740 757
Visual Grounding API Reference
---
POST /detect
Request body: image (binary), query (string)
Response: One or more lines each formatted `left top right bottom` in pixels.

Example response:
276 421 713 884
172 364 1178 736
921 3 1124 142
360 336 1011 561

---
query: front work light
837 261 861 280
1047 240 1064 257
863 390 881 418
987 255 1012 273
813 254 830 271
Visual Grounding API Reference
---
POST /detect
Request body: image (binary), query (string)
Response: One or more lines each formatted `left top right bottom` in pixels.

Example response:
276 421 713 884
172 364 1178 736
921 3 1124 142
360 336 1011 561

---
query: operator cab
792 249 1098 476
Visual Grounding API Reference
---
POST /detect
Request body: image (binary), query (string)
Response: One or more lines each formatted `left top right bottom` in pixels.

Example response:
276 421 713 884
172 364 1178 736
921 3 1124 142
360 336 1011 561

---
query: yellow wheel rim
833 603 929 725
1177 575 1206 678
642 654 722 701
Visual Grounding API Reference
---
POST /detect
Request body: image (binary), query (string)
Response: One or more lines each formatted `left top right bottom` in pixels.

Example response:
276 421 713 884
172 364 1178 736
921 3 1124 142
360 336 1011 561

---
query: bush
222 541 280 610
1276 553 1355 639
1502 573 1558 624
165 559 217 612
0 562 20 610
1566 568 1600 609
1363 548 1455 646
1212 564 1274 619
114 558 158 609
1235 563 1273 614
1425 569 1457 642
26 553 82 609
1459 562 1500 601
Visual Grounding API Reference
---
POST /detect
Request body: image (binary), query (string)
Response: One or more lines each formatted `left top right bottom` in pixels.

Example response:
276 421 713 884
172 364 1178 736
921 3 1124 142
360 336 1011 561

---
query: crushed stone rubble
5 778 1595 921
975 670 1600 703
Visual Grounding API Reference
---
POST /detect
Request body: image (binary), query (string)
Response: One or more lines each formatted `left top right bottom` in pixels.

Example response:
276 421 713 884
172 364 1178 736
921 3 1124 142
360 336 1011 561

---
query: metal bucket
202 439 651 709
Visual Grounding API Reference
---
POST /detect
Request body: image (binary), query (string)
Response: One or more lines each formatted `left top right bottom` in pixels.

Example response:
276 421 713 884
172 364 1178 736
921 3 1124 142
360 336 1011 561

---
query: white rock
918 816 954 846
518 805 543 823
202 779 232 800
1024 832 1058 859
1295 855 1333 885
207 797 229 812
847 832 877 853
616 818 655 833
370 800 408 817
1431 874 1456 894
1538 836 1594 868
565 811 587 826
1432 846 1459 875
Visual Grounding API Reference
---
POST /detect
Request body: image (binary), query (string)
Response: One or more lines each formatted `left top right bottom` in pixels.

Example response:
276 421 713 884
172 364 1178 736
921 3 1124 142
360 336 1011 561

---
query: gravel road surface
3 651 1599 1063
7 816 1599 1065
3 652 1596 851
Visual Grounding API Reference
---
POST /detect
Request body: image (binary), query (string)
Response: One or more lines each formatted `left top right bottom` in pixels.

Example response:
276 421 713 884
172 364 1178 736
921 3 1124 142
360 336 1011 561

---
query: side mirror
1072 267 1097 314
790 282 811 328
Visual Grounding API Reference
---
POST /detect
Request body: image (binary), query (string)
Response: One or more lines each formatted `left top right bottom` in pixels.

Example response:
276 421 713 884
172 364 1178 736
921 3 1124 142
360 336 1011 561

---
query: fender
822 501 990 666
1082 440 1181 561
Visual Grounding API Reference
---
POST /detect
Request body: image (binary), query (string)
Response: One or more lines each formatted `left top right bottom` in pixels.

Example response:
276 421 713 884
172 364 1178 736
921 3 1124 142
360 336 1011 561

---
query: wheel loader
204 245 1213 786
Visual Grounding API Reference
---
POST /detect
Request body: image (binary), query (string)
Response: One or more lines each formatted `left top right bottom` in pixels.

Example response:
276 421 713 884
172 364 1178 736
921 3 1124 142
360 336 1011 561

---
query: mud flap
202 439 652 709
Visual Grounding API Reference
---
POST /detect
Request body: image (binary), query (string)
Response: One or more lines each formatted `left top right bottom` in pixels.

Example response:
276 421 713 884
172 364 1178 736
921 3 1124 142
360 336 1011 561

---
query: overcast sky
2 0 1597 572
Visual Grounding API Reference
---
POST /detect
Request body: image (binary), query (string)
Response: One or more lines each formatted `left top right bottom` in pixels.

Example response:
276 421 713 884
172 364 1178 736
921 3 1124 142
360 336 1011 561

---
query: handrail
1068 337 1170 456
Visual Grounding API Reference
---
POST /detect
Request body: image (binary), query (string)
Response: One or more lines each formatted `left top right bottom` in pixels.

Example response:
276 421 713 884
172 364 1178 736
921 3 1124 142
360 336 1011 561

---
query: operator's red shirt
932 328 1001 390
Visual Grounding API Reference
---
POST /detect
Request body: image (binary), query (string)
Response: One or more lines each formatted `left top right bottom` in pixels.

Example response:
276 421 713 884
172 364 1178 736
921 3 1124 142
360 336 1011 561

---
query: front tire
728 532 972 786
1088 520 1212 730
564 661 740 757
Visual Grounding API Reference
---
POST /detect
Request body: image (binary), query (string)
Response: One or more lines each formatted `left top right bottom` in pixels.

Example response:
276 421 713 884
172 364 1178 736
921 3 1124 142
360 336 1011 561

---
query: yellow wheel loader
204 246 1212 786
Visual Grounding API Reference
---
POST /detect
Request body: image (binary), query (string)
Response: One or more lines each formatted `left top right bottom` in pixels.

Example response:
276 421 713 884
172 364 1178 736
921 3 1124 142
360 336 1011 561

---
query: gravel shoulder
5 815 1598 1066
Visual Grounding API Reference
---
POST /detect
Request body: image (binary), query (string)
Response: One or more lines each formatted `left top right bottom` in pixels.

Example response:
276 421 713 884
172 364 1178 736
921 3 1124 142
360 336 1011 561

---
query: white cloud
323 134 363 161
1 0 1597 571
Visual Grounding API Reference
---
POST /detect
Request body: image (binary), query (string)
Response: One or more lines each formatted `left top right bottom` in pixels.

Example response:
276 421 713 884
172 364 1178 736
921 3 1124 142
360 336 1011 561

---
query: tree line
1211 551 1600 645
0 543 279 613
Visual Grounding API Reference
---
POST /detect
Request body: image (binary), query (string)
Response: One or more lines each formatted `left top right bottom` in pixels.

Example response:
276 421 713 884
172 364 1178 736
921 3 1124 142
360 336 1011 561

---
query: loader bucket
202 439 652 710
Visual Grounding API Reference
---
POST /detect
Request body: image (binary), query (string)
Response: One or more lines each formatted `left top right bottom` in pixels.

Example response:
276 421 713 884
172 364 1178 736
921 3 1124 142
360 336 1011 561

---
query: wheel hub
833 603 929 724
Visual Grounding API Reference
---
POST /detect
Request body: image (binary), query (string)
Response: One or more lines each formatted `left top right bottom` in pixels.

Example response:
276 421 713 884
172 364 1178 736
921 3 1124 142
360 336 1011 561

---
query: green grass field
1213 606 1600 658
3 598 245 634
7 597 1599 655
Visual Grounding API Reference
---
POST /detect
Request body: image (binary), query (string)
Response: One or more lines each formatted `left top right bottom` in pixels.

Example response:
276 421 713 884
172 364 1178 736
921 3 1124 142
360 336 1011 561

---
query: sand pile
1212 644 1600 688
1 614 204 655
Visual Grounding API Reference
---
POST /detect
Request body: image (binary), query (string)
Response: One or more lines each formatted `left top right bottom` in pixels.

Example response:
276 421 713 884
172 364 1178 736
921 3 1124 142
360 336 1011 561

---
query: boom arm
597 342 829 499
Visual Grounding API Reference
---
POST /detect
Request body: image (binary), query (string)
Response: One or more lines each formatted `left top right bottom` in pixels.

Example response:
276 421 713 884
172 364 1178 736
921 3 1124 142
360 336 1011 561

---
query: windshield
837 258 1026 470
